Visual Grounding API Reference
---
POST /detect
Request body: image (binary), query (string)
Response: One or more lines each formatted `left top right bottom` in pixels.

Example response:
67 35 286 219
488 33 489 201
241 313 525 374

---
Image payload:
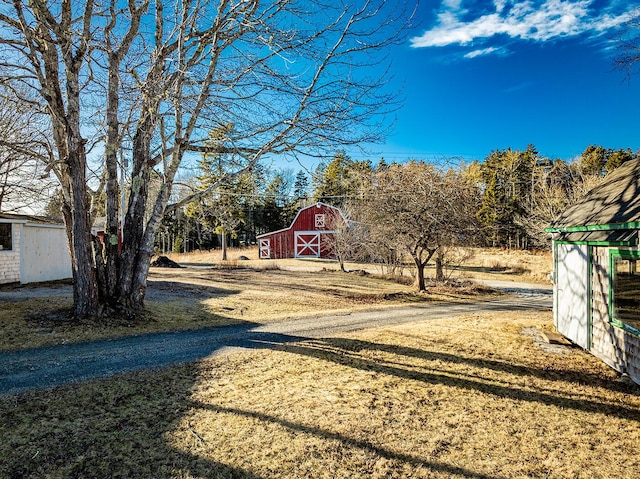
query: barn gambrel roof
256 202 346 238
549 158 640 232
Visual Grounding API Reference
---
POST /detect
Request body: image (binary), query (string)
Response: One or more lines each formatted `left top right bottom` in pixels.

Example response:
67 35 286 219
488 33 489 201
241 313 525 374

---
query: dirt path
0 294 551 396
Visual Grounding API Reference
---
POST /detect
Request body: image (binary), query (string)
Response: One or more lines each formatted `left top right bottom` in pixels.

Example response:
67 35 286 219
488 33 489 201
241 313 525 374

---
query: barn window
611 251 640 334
0 223 12 251
315 214 326 228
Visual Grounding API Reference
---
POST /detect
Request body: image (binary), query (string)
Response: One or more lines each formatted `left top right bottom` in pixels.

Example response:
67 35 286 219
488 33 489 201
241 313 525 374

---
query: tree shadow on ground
145 279 242 302
2 328 638 477
187 401 503 479
317 332 636 395
0 364 263 479
266 336 639 422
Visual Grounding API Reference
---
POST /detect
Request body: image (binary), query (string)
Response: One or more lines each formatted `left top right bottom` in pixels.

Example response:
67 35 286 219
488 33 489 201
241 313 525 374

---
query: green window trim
554 240 636 246
609 249 640 337
546 221 640 233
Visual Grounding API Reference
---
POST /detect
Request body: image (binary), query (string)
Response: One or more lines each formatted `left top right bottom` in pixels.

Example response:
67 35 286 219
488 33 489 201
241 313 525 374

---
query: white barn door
555 243 590 349
259 238 271 259
295 232 320 258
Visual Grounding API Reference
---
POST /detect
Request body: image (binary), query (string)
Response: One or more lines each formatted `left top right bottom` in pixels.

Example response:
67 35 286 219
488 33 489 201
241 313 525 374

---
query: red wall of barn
258 203 340 259
268 229 294 259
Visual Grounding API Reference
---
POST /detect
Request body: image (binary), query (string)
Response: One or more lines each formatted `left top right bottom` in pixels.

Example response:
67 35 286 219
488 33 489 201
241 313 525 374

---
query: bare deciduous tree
615 12 640 78
0 0 412 318
0 91 55 212
515 160 605 249
361 161 480 291
321 203 367 272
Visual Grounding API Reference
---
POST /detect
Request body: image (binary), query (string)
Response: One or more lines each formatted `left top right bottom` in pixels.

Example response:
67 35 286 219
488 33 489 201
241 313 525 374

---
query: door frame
294 231 321 258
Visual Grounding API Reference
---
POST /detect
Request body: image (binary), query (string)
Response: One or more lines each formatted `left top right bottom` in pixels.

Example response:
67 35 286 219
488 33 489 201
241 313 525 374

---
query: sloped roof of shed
550 158 640 230
0 213 62 225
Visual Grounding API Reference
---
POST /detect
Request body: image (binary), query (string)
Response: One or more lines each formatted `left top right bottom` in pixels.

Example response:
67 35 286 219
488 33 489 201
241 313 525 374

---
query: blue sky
359 0 640 164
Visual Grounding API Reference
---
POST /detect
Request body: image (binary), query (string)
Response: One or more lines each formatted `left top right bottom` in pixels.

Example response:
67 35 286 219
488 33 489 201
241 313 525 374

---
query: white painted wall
554 243 590 349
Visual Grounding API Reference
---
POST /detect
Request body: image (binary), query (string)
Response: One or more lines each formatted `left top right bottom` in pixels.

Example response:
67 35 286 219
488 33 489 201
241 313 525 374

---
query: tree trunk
435 251 444 282
413 256 426 291
117 119 154 312
68 146 99 318
221 231 228 261
104 50 122 301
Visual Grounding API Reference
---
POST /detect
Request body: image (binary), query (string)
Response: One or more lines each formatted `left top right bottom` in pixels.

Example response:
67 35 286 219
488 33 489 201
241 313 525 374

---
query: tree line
307 144 637 289
152 141 636 292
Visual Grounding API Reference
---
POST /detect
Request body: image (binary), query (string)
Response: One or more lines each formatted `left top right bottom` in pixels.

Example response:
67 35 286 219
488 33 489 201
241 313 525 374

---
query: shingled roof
0 213 62 225
549 158 640 231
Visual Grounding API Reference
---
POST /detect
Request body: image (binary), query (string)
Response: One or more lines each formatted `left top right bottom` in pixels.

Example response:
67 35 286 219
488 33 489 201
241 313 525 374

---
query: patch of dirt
25 307 75 332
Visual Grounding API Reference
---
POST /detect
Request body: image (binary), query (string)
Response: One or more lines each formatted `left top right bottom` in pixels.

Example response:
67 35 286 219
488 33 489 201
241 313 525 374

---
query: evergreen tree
313 150 351 205
260 173 290 233
606 148 635 174
187 126 258 259
580 145 610 176
477 146 538 248
293 170 309 200
312 151 374 207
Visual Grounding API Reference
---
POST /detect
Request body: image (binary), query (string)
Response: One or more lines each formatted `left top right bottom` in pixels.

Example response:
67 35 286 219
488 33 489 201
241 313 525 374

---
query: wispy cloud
463 46 509 58
503 81 535 94
411 0 640 49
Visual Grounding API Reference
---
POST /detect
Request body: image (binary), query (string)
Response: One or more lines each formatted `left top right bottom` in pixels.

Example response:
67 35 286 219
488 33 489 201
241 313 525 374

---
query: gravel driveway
0 291 551 396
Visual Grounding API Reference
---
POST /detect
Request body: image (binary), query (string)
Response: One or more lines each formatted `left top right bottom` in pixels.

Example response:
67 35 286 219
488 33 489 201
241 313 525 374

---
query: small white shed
547 159 640 385
0 213 72 285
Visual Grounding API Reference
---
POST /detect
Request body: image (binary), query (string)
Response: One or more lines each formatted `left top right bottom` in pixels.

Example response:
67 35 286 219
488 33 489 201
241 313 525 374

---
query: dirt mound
150 256 183 268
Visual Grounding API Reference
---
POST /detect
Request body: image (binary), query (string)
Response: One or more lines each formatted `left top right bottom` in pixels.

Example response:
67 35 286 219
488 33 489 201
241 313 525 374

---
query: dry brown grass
150 267 457 322
2 310 638 478
166 246 553 284
458 247 552 283
0 267 490 352
0 246 548 351
163 246 260 266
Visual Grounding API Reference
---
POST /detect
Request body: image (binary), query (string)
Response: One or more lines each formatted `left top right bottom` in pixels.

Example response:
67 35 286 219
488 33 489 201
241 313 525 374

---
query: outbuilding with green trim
547 158 640 385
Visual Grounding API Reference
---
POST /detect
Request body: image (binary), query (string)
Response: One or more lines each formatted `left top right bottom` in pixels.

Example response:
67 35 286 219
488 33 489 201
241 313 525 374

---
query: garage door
21 225 72 284
555 243 590 349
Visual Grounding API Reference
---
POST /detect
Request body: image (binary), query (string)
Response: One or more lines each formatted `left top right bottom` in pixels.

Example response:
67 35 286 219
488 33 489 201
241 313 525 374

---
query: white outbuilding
0 213 72 285
547 158 640 385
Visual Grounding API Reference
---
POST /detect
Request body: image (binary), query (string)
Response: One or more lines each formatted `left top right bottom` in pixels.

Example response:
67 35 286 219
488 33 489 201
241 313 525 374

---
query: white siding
0 224 21 284
555 243 590 349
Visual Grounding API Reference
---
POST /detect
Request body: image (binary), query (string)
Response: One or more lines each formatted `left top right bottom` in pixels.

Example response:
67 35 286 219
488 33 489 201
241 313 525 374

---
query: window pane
0 224 12 251
613 257 640 331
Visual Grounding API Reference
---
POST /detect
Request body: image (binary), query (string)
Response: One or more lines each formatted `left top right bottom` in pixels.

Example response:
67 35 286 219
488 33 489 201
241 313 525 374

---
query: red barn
257 202 346 259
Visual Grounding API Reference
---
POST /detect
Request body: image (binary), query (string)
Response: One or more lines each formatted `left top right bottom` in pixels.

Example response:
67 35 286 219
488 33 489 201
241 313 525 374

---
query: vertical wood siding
257 204 341 259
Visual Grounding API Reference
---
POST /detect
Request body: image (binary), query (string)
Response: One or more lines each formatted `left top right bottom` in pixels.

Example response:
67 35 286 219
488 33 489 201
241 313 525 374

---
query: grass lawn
165 246 553 283
0 266 495 352
2 249 636 478
1 310 638 478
